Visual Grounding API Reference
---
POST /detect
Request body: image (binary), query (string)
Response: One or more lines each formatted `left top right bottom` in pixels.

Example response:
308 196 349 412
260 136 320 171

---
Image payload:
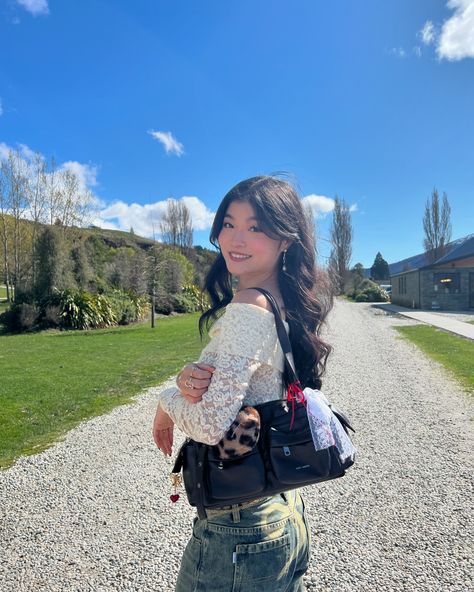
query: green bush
171 293 198 313
107 290 149 325
0 289 149 333
42 304 62 328
351 280 389 303
154 294 174 315
54 290 117 329
155 286 206 315
182 284 209 311
0 303 40 332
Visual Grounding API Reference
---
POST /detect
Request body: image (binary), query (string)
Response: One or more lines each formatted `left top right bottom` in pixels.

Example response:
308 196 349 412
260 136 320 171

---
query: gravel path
1 300 472 592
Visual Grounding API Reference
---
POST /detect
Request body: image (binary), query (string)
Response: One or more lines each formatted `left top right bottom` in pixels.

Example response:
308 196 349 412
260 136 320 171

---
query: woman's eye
249 226 261 232
222 222 233 228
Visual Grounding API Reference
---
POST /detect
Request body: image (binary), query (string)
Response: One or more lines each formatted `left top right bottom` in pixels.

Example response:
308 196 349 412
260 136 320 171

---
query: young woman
153 175 332 591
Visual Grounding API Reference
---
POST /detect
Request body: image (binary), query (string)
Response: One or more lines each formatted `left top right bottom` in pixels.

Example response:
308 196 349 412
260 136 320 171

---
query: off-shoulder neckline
226 302 289 325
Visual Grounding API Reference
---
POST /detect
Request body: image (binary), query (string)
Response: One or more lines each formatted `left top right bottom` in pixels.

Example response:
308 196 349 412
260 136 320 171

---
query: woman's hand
152 406 174 456
176 363 215 404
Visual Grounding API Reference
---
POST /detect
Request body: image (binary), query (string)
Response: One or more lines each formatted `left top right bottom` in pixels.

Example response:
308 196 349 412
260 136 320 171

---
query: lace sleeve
159 304 282 445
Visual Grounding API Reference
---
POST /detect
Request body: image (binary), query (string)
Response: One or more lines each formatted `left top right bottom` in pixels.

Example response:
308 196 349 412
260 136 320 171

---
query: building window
433 272 460 294
398 276 407 294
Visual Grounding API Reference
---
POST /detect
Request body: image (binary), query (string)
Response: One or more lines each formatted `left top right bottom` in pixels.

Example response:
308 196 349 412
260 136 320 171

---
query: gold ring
185 377 194 389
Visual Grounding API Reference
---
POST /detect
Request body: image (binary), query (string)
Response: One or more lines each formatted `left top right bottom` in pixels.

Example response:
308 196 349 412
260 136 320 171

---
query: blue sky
1 0 473 267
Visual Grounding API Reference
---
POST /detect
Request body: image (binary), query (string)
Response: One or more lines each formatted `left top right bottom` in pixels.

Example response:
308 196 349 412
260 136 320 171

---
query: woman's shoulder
230 288 286 318
231 288 274 311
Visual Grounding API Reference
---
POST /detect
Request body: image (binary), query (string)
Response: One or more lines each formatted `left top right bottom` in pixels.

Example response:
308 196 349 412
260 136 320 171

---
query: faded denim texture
175 490 311 592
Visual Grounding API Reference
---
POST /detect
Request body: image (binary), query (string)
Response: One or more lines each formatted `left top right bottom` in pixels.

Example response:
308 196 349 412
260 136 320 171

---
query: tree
160 199 193 250
370 252 389 281
34 226 74 298
329 196 353 294
26 152 48 288
423 188 452 263
303 202 317 248
0 168 12 301
71 238 94 290
45 158 93 229
0 149 29 299
351 262 365 291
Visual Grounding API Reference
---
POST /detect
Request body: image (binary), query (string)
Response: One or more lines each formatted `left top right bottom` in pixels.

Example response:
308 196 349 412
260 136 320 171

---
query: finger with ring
185 377 194 389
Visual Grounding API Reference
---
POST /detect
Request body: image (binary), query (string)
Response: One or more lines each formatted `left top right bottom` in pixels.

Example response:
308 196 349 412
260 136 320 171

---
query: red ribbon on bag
287 381 306 429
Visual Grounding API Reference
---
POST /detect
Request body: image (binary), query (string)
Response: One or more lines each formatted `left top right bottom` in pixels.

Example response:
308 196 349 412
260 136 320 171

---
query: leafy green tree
370 252 389 281
71 239 94 290
351 262 365 291
34 226 74 298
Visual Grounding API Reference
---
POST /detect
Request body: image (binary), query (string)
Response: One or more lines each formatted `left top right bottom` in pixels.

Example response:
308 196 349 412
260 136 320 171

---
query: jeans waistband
203 496 272 519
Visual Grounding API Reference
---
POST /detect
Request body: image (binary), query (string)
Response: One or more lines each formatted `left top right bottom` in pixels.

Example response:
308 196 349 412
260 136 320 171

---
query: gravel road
1 300 472 592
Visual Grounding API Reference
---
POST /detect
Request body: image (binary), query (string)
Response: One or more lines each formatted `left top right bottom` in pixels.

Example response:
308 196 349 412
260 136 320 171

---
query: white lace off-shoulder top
159 303 288 445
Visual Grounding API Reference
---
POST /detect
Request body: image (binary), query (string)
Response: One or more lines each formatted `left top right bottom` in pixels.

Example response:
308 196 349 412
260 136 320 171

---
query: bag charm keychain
170 472 182 503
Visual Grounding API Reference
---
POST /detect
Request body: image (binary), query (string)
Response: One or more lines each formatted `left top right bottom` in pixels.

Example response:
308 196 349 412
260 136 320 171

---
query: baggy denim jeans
175 490 311 592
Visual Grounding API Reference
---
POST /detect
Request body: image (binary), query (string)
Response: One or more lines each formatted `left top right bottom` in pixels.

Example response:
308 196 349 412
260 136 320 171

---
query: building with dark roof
389 234 474 310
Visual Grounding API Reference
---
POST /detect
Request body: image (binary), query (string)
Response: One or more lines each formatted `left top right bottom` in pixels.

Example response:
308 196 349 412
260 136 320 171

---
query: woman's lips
229 252 251 262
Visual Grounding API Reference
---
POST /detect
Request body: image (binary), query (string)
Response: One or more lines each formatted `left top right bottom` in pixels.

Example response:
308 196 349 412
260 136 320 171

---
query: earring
282 250 287 272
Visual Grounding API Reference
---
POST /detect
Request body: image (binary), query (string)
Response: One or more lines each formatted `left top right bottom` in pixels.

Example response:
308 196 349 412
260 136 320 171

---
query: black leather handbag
171 288 356 519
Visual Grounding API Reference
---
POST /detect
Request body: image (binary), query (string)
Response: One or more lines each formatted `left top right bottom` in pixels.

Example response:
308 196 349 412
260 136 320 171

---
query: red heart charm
170 494 180 503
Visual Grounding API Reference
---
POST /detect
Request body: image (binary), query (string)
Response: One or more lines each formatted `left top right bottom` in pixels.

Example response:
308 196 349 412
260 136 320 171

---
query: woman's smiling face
218 200 286 281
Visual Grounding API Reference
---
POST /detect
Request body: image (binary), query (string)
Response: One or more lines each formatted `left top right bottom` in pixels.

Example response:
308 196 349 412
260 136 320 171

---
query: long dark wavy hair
199 175 333 389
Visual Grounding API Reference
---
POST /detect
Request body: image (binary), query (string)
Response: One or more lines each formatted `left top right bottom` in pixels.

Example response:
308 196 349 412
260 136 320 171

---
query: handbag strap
250 287 299 386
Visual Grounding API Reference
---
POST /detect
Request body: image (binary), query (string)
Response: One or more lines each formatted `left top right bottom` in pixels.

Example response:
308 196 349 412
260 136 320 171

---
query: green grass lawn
396 325 474 397
0 314 207 468
0 285 7 299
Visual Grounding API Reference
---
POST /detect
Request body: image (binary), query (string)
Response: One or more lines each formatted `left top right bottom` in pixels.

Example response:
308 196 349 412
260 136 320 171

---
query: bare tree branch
423 188 452 262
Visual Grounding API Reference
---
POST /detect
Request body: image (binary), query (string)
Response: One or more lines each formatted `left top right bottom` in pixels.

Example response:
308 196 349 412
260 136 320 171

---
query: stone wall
391 270 420 308
420 267 474 310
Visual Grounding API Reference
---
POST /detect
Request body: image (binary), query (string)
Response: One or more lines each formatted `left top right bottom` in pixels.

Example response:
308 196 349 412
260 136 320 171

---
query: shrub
107 290 149 325
56 290 117 329
0 303 40 332
351 280 389 303
42 304 62 328
182 284 209 311
154 286 204 314
154 294 174 315
171 293 198 313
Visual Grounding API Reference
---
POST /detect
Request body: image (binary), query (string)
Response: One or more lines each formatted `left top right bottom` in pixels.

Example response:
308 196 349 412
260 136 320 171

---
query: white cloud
302 194 358 218
390 47 407 58
16 0 49 16
413 45 422 57
0 142 10 160
420 20 436 45
302 194 335 218
97 196 215 238
181 196 216 230
437 0 474 60
60 161 99 193
148 130 184 156
0 141 100 221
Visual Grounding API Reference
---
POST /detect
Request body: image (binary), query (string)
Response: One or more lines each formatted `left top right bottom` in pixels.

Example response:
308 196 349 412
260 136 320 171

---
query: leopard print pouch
216 406 261 460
